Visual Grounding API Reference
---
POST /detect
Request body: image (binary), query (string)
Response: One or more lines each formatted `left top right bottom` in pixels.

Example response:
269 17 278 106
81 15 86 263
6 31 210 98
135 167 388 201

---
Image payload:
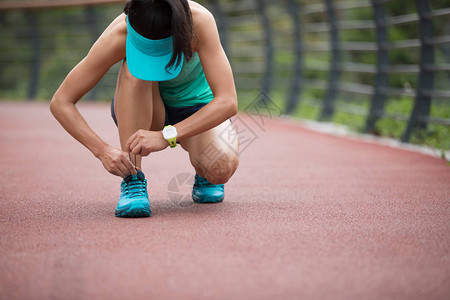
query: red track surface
1 102 449 300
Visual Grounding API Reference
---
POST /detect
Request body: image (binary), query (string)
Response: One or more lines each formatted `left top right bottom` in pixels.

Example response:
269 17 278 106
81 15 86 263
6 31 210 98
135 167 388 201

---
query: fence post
25 10 40 100
320 0 341 121
402 0 434 142
285 0 304 115
256 0 274 98
365 0 389 133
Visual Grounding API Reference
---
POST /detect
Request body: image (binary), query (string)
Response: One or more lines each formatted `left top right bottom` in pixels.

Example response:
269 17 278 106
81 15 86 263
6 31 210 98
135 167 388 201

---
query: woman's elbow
49 94 61 117
227 95 238 117
49 93 67 117
49 96 58 116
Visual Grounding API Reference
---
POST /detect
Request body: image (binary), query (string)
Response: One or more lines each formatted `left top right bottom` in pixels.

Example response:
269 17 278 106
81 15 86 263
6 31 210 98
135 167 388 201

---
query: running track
1 102 449 300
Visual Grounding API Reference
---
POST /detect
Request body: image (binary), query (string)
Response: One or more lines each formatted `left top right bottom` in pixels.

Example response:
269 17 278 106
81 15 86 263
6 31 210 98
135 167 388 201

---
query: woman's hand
126 129 169 156
98 145 137 178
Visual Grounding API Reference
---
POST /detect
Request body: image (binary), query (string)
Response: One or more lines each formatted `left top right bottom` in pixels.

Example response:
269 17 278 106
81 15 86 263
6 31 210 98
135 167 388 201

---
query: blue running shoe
192 174 224 203
115 170 151 218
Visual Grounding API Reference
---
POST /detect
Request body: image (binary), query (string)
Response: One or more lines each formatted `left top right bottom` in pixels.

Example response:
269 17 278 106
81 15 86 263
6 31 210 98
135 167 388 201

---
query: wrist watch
162 125 178 148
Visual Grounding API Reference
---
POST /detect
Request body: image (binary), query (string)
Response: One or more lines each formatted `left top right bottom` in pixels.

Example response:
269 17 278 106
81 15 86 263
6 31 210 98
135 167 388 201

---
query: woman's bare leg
113 60 166 170
180 119 239 184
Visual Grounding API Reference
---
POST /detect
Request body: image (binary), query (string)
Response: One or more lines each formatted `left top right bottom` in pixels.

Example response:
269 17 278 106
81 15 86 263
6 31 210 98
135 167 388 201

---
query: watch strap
167 137 177 148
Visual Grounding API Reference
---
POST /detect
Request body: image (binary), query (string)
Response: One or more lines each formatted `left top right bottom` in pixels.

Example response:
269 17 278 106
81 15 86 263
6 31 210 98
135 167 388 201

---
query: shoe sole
115 203 151 218
192 194 224 204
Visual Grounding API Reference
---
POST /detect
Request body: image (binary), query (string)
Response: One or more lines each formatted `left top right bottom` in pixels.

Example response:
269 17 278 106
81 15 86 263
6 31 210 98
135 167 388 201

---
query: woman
50 0 239 218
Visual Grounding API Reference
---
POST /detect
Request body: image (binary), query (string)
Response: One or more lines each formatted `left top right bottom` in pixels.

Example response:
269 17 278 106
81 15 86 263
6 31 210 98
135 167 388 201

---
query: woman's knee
201 153 239 185
120 61 153 89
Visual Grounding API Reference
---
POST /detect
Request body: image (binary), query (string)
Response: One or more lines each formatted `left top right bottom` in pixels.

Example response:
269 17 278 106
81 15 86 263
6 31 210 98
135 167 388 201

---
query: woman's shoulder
94 13 127 54
189 1 215 27
189 1 217 49
85 13 127 61
103 13 127 40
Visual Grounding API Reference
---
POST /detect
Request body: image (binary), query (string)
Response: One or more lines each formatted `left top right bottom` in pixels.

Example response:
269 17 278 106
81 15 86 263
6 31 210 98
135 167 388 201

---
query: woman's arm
126 8 237 155
50 14 137 177
175 9 238 141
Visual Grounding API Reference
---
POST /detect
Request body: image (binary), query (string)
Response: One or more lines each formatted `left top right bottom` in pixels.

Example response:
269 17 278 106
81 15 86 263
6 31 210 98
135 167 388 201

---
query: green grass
248 89 450 157
296 103 321 120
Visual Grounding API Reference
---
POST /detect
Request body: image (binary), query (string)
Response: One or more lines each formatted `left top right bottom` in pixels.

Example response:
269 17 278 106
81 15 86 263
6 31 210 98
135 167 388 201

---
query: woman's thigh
180 119 239 184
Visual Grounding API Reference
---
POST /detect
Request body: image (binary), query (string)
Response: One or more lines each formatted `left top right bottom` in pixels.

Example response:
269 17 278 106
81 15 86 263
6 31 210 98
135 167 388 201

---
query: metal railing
0 0 449 143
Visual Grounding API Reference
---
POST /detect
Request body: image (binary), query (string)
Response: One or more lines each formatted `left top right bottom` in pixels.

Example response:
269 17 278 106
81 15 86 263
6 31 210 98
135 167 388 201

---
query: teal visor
126 15 183 81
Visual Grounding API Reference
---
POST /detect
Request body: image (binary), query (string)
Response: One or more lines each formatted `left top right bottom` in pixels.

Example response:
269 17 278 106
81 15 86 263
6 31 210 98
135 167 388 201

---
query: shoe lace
123 153 146 198
124 177 146 198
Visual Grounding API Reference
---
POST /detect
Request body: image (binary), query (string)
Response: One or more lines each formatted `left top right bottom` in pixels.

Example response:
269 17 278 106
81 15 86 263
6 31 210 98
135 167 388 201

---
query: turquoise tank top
159 52 214 107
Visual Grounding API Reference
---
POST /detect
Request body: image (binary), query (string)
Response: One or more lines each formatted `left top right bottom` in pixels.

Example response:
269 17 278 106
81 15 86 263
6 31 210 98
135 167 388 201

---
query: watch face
163 126 177 139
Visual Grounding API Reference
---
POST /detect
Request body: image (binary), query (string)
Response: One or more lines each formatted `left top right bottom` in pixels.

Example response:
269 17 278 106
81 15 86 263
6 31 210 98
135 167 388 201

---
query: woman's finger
122 155 137 175
126 133 137 152
111 167 125 178
131 144 142 156
129 137 141 154
118 163 131 178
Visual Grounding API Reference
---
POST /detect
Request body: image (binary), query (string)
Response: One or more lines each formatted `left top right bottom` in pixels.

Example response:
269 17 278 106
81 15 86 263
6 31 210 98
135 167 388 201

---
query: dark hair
124 0 193 70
